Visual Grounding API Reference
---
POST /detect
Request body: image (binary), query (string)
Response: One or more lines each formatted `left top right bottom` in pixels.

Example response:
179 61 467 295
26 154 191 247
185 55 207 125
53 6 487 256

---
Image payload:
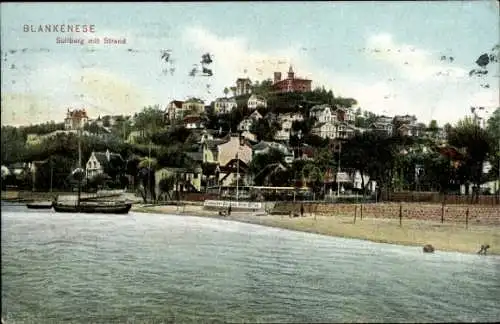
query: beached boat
52 129 133 215
53 201 132 214
26 201 54 209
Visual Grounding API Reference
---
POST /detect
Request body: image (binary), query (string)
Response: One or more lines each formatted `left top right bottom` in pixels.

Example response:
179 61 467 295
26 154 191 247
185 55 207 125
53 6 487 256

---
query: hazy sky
1 2 498 126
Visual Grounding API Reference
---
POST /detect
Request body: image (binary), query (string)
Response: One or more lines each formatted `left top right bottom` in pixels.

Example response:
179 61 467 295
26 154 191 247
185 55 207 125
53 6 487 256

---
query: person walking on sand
228 205 232 216
300 203 305 217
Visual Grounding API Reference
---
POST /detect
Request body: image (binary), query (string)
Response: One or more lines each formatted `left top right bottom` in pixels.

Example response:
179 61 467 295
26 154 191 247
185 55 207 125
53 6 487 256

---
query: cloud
181 27 497 125
72 67 149 116
1 93 57 126
365 33 468 82
183 26 310 92
1 62 150 125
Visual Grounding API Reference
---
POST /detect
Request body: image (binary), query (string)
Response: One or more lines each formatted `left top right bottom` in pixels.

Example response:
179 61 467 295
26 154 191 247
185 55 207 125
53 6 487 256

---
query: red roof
273 77 312 86
67 109 88 119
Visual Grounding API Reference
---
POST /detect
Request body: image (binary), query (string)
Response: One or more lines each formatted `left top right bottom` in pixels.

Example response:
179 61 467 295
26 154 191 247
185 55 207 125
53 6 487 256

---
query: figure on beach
300 203 304 217
477 244 490 255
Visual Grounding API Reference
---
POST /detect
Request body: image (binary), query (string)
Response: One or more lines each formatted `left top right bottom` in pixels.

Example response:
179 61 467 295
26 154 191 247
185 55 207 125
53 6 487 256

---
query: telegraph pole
148 141 152 203
236 152 239 202
50 158 53 193
337 142 342 196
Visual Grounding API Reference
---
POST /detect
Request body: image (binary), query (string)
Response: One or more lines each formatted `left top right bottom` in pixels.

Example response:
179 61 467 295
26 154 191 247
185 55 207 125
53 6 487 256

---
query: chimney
274 72 282 84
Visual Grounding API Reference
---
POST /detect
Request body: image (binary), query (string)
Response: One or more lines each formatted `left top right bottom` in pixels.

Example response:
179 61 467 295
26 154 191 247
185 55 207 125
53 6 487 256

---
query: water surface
2 204 499 323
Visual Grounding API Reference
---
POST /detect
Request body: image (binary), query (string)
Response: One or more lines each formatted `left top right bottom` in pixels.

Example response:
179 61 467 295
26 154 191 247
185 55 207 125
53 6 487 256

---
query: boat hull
53 203 132 214
26 202 54 209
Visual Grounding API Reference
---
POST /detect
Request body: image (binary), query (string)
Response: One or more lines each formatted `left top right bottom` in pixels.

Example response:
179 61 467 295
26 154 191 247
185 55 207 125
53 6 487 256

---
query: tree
427 119 439 138
151 126 192 147
111 117 133 141
448 117 494 202
343 133 372 195
486 107 500 141
251 79 273 95
250 118 281 142
102 115 111 127
223 87 230 97
1 126 26 164
249 148 286 185
158 176 176 201
134 105 167 138
485 108 500 195
137 157 158 203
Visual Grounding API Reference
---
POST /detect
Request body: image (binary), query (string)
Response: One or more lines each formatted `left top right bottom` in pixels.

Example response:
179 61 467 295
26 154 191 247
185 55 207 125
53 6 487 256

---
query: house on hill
253 141 294 164
189 134 253 188
183 115 205 130
370 122 393 136
182 98 205 115
247 94 267 110
310 105 336 123
271 66 312 94
165 100 184 121
85 149 125 180
234 78 252 96
274 113 304 142
238 110 263 132
336 107 355 123
214 97 238 114
64 108 89 130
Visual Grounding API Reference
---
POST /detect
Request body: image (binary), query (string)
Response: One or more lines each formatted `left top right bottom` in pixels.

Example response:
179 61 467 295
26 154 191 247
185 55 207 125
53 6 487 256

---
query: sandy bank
132 205 500 256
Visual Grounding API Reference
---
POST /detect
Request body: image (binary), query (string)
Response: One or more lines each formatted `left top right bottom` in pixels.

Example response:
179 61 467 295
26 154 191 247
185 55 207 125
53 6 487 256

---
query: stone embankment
272 202 500 225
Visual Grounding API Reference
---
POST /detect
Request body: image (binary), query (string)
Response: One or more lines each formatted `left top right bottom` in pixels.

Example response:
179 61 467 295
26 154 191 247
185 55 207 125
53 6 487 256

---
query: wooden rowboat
26 201 54 209
53 202 132 214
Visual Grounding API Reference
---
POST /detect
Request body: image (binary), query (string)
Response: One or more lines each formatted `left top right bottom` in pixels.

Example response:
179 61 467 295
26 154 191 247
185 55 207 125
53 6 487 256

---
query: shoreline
132 205 500 256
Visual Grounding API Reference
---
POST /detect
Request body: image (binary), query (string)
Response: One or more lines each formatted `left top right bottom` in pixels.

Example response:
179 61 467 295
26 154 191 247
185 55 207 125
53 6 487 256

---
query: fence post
360 204 363 220
465 207 469 229
441 201 445 224
354 205 357 224
399 204 403 227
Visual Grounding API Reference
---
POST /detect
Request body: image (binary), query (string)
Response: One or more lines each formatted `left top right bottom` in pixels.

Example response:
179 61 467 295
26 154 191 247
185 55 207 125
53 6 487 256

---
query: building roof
236 78 251 83
184 98 204 104
185 151 203 162
169 100 184 108
92 150 124 170
336 121 356 129
215 97 237 103
184 115 202 123
248 94 266 100
248 111 263 119
67 109 88 119
310 104 332 112
9 162 26 169
205 138 230 149
371 122 393 129
273 77 312 87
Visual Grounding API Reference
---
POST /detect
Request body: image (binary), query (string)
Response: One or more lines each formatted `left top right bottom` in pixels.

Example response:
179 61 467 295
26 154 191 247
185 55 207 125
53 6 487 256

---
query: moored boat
26 201 54 209
53 201 132 214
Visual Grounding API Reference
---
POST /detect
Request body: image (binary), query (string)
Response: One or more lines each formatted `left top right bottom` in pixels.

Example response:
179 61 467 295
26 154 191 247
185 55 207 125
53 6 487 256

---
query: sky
1 1 499 127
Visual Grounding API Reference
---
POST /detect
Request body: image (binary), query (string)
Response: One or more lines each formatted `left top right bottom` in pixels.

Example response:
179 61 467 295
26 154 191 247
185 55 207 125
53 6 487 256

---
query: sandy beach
132 204 500 255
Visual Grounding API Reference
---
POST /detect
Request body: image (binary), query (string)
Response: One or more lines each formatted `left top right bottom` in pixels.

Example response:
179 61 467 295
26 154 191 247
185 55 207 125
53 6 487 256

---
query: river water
2 203 499 323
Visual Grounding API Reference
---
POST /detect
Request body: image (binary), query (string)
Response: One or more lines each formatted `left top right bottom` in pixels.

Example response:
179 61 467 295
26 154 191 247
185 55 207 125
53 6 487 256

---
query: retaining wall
272 202 500 225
